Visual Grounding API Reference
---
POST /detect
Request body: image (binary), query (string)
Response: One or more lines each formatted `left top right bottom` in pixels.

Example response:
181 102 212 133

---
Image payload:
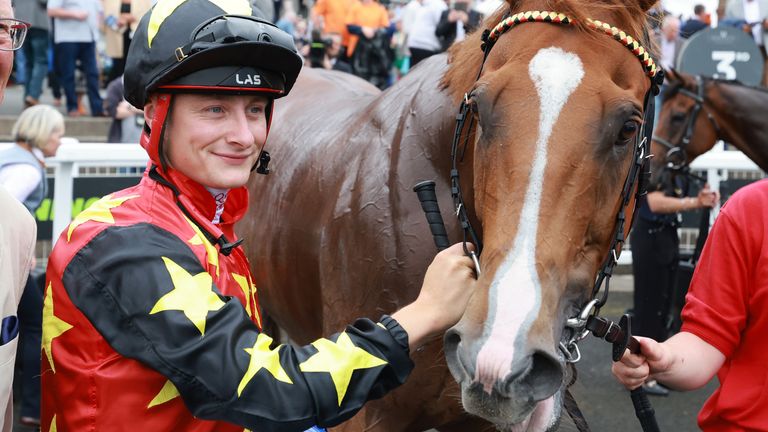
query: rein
448 9 663 432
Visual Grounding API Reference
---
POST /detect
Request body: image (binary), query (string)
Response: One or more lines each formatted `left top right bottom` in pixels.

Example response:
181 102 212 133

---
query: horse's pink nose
444 328 563 402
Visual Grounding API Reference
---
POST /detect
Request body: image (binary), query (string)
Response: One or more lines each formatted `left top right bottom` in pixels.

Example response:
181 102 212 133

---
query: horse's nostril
444 328 470 382
526 351 564 402
444 328 461 351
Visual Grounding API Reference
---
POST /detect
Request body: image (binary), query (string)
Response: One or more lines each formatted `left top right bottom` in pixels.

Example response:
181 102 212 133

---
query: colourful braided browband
484 10 659 80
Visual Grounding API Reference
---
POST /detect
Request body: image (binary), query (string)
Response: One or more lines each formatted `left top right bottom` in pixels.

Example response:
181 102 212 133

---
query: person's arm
392 243 476 350
612 332 725 391
115 100 142 120
435 10 454 38
346 24 364 36
48 7 88 21
0 164 43 204
645 185 719 214
61 221 475 430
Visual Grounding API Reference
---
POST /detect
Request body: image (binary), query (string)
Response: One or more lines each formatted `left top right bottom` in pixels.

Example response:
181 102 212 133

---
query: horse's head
650 69 720 185
440 1 659 429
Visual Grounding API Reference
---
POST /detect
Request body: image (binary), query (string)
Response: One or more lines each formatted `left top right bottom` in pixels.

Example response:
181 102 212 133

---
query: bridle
448 10 663 431
653 74 721 172
450 9 663 359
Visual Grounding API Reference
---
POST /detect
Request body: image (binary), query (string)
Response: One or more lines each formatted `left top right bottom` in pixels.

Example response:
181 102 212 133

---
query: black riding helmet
123 0 302 170
124 0 302 108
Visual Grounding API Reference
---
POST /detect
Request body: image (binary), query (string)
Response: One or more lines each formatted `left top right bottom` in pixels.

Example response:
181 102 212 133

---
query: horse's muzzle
444 327 564 426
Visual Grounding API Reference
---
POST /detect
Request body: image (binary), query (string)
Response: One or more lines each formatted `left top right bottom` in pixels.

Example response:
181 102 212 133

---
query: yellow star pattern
49 415 57 432
148 380 181 408
185 216 220 277
42 283 73 373
237 333 292 396
148 0 252 47
232 273 261 328
149 257 225 335
299 332 387 406
232 273 252 317
66 194 139 242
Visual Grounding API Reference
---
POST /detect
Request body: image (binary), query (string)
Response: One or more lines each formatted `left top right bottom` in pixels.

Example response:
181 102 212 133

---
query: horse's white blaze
475 47 584 394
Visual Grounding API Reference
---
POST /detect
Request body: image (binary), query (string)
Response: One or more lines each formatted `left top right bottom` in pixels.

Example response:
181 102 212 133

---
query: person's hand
391 243 477 349
73 10 89 21
118 13 135 27
611 337 672 389
416 243 477 330
361 26 375 39
696 184 720 208
455 10 469 23
448 9 461 22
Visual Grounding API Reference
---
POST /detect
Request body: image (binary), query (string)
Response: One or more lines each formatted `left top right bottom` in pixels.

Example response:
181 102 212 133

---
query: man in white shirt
725 0 768 85
47 0 105 116
659 15 681 70
405 0 445 66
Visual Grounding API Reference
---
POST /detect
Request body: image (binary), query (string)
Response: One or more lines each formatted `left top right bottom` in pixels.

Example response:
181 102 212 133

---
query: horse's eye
618 120 639 144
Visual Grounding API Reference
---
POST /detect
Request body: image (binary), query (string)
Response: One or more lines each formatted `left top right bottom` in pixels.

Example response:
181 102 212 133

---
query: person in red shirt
612 179 768 430
41 1 477 430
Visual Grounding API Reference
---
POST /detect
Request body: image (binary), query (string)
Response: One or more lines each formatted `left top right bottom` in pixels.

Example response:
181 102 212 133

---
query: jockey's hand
611 336 672 390
391 243 477 350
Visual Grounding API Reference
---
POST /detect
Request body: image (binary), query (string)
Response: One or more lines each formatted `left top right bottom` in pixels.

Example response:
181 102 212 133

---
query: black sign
677 26 763 86
36 176 142 241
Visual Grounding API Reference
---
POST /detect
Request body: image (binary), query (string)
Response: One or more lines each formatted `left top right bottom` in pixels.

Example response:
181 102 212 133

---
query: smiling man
0 3 37 431
41 0 477 430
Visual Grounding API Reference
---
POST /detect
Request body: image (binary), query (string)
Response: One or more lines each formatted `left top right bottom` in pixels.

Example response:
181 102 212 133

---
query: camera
452 2 468 12
308 29 333 68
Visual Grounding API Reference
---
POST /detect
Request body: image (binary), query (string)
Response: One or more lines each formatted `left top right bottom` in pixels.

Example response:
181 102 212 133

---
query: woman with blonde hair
0 104 64 212
0 104 64 428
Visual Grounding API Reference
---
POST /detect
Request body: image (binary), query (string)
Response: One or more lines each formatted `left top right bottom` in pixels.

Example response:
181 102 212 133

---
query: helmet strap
141 93 174 171
252 99 275 175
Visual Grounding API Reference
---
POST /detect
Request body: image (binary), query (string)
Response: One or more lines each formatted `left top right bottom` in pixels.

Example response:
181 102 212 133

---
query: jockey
41 0 477 430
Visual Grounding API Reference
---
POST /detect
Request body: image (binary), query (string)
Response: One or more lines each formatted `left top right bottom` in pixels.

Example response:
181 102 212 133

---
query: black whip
413 181 451 251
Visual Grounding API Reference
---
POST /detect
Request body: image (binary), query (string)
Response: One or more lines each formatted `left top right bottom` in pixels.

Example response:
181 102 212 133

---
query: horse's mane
708 77 768 93
441 0 658 101
663 72 768 99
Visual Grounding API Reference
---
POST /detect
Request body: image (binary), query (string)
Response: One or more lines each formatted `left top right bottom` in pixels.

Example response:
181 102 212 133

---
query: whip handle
413 181 450 251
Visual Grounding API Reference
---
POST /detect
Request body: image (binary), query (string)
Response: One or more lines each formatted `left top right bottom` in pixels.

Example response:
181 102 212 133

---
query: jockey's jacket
41 165 414 431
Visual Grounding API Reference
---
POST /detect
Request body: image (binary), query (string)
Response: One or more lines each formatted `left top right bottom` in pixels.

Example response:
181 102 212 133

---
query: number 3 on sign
712 50 750 80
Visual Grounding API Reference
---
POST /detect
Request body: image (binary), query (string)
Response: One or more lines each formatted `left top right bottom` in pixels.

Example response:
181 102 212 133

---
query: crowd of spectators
7 0 499 117
11 0 767 120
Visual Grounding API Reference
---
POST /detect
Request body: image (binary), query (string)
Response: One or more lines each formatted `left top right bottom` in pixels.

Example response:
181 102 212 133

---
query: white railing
3 141 764 262
46 140 148 242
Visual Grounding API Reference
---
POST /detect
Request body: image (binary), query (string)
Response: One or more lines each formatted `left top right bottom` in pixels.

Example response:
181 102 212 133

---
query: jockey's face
163 93 268 189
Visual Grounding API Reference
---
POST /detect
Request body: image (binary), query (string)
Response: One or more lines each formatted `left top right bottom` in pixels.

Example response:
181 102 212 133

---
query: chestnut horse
241 1 659 430
652 69 768 179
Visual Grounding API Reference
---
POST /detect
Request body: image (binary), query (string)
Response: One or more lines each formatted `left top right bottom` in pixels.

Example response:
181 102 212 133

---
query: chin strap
148 166 244 255
255 150 271 174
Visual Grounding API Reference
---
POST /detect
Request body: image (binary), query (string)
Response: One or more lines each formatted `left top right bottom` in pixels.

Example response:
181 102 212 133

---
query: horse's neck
376 56 460 176
709 82 768 170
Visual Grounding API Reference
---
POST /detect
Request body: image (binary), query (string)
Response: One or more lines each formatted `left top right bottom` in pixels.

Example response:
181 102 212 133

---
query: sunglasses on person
0 18 30 51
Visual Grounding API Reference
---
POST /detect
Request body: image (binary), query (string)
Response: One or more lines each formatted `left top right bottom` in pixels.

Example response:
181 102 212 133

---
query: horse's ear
665 67 677 81
504 0 520 11
635 0 658 12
